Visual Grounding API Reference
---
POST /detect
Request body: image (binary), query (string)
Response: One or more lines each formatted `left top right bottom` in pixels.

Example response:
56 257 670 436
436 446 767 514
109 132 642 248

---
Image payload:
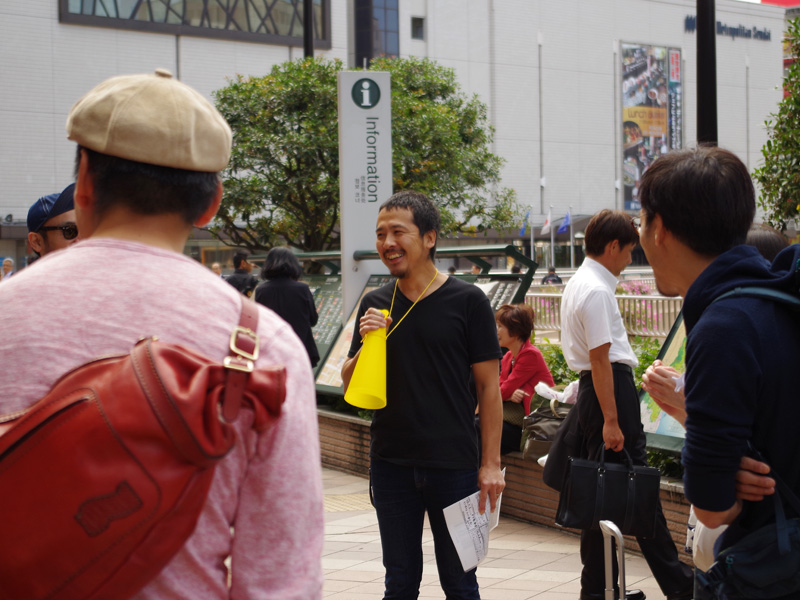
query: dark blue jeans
370 458 481 600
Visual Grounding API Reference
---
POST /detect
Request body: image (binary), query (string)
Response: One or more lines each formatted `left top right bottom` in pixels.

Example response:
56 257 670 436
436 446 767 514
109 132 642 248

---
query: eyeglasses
38 222 79 240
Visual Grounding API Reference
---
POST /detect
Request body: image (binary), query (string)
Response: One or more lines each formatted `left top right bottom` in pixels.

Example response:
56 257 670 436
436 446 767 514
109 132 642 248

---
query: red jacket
499 339 554 415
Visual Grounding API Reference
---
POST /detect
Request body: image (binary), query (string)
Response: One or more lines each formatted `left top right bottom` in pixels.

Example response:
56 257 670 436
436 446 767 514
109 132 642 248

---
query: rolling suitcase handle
599 520 625 600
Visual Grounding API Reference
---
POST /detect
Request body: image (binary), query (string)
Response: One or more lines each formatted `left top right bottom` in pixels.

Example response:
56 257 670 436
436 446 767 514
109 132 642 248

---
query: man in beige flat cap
0 70 323 599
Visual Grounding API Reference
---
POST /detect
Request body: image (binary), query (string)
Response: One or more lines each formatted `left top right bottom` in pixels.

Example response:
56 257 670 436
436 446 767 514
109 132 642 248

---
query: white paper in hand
443 473 504 572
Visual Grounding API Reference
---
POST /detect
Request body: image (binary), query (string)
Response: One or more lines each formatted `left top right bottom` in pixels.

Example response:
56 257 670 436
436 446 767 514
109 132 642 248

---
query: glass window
150 2 168 23
385 32 398 56
59 0 330 47
386 8 397 31
166 1 185 25
355 0 399 64
372 7 385 30
411 17 424 40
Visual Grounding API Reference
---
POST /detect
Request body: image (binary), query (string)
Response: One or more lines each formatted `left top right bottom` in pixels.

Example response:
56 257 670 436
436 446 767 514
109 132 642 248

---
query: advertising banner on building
337 71 393 321
621 43 682 211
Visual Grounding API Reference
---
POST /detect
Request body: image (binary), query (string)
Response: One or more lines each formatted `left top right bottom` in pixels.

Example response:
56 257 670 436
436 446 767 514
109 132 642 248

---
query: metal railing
526 292 683 338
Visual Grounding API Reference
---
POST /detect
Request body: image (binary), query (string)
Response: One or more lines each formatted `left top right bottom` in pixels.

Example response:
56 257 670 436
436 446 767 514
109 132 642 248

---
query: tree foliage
753 18 800 231
211 57 521 253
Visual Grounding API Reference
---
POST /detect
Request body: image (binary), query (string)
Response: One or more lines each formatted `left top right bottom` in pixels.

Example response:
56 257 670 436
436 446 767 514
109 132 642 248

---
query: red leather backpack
0 300 285 600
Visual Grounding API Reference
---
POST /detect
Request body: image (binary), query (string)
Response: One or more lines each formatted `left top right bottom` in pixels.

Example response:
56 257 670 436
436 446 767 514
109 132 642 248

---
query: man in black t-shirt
342 191 504 599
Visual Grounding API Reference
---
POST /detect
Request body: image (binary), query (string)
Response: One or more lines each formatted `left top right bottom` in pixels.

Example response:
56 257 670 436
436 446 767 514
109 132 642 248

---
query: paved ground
322 467 676 599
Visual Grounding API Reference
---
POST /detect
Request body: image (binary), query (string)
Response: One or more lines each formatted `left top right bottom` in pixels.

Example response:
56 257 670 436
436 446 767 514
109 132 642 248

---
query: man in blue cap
27 183 79 257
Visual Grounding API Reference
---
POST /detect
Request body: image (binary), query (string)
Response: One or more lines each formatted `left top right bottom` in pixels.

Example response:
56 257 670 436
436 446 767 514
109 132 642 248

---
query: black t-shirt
226 269 259 295
347 276 502 469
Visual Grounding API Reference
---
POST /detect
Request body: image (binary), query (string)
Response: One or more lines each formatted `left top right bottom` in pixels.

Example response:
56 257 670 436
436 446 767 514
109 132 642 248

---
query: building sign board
621 43 682 211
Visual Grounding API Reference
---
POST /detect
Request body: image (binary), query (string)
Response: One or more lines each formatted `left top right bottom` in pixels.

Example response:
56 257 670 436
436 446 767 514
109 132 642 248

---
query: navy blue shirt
681 244 800 549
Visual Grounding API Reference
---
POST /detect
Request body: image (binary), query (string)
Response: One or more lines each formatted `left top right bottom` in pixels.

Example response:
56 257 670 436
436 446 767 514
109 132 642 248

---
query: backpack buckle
223 355 254 373
229 326 259 362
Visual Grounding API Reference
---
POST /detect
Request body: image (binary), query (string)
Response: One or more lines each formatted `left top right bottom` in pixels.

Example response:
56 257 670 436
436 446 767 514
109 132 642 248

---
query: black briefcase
555 443 660 539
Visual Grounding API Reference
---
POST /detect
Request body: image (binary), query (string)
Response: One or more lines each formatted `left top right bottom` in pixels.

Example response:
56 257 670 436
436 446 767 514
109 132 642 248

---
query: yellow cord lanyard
385 269 439 339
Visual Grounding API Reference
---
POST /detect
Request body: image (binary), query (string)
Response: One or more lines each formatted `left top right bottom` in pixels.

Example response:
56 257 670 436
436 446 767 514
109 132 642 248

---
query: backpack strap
712 286 800 310
221 299 260 422
746 442 800 555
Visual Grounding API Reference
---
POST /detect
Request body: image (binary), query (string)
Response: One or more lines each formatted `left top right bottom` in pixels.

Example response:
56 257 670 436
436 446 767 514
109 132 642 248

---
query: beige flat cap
66 68 232 172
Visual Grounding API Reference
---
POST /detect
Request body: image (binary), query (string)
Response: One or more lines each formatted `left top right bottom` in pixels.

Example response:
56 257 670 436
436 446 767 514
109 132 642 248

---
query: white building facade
0 0 786 263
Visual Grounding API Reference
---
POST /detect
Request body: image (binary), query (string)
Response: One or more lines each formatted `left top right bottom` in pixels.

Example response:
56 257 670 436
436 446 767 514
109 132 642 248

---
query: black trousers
576 365 693 596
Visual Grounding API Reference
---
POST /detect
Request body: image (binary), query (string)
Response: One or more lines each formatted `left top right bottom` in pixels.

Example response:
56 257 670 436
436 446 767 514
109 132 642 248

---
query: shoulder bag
521 398 572 460
0 300 286 600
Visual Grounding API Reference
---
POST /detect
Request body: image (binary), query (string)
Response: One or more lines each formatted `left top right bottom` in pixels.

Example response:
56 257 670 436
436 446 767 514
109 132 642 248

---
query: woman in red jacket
495 303 555 454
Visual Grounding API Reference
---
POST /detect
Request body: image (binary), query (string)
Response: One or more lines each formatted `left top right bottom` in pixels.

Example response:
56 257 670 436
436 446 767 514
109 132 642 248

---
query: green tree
212 57 521 253
753 18 800 230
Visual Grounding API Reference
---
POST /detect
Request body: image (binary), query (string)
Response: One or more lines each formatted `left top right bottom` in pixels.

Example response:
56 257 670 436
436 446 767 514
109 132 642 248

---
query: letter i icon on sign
361 82 372 107
352 78 380 109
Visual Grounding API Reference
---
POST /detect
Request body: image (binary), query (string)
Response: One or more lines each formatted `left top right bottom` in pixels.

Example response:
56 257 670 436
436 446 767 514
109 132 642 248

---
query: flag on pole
540 208 551 235
519 209 531 236
557 210 571 234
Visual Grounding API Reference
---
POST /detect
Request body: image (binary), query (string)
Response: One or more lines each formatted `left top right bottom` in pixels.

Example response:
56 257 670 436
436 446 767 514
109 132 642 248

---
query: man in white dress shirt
560 209 692 600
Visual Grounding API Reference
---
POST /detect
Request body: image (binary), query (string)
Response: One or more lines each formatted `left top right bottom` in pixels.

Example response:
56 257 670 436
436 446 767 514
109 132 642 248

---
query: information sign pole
337 71 393 322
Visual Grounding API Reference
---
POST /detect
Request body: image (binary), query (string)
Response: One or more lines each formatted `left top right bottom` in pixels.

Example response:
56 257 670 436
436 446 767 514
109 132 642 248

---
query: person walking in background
226 251 259 296
341 190 505 599
255 247 320 368
0 69 324 599
486 303 554 455
560 209 693 600
210 261 224 278
27 183 80 258
540 266 562 284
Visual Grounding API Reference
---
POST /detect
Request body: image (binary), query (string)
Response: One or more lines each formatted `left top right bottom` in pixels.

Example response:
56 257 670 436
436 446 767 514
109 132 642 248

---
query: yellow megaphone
345 309 388 410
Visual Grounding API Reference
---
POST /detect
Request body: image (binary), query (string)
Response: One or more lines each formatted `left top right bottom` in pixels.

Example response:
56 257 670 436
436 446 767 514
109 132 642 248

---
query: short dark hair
638 146 755 256
261 246 303 280
584 209 639 257
379 190 441 260
75 146 219 225
746 223 788 262
495 303 535 342
233 252 249 269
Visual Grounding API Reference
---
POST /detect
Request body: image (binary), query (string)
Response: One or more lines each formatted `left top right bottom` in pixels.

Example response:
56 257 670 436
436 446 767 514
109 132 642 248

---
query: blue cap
27 183 75 233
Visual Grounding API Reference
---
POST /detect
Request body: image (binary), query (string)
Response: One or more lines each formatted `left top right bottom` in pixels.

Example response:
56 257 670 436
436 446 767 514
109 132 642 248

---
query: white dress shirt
560 257 638 372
